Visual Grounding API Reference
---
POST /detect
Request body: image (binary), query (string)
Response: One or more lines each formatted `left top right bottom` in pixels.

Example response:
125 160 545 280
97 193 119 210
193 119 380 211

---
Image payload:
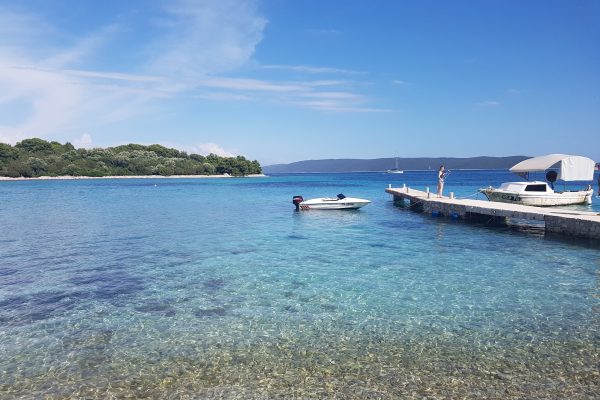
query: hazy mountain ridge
264 156 530 173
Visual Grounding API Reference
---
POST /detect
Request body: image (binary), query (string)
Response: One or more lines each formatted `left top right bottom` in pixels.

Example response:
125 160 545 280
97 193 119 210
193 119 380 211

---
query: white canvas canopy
510 154 595 181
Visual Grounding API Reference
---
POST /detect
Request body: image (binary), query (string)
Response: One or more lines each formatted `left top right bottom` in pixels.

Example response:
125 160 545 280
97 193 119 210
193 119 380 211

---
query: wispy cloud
479 100 500 107
262 64 365 75
148 0 267 78
0 0 387 146
192 77 390 112
64 69 164 83
288 101 393 113
73 133 93 148
307 28 340 35
197 77 309 93
196 92 252 102
188 142 236 157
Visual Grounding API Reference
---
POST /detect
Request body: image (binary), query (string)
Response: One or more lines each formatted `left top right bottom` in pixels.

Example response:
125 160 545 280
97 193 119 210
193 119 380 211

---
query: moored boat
386 158 404 174
292 194 371 210
479 154 595 206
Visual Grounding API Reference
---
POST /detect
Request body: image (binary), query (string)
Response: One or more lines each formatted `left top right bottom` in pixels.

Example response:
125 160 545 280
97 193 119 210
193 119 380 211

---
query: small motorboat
292 193 371 210
479 154 594 206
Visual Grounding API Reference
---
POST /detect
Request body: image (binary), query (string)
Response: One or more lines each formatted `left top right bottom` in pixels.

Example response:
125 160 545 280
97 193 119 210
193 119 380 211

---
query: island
263 156 530 173
0 138 262 178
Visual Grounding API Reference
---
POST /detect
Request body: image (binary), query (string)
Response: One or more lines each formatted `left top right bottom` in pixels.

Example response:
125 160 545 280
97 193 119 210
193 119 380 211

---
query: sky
0 0 598 165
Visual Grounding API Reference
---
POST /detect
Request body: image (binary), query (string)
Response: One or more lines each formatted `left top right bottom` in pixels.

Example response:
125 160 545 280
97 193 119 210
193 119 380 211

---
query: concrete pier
386 187 600 241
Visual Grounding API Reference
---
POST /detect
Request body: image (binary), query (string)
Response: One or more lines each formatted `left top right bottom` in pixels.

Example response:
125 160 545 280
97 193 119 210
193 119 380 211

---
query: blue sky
0 0 598 164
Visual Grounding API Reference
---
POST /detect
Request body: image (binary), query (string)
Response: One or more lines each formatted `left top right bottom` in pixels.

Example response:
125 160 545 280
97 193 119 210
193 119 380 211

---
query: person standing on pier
437 165 446 198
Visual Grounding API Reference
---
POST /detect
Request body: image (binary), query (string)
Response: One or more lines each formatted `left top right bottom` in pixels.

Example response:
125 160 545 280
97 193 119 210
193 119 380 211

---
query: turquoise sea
1 171 599 399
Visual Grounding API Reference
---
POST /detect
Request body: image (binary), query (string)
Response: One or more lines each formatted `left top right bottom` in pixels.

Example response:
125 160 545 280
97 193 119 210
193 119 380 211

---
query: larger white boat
292 194 371 210
479 154 595 206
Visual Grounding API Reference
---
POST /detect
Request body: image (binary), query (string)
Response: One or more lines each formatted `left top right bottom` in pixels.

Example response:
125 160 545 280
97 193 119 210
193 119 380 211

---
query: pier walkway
386 186 600 241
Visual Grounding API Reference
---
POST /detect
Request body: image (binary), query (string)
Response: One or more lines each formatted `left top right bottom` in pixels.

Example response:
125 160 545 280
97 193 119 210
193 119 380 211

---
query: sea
0 170 599 399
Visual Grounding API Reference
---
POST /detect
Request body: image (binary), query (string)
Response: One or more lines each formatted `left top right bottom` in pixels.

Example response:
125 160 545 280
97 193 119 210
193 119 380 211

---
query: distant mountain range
264 156 530 173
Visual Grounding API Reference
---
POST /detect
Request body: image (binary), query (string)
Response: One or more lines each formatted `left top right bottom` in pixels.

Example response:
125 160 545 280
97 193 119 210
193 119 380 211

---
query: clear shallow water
0 171 598 399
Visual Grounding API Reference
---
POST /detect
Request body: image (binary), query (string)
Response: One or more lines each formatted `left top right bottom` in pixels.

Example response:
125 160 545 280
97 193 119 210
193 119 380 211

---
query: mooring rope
456 191 483 200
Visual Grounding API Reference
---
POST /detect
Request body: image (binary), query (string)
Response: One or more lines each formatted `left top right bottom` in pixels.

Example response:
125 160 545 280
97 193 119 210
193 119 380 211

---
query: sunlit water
1 171 598 399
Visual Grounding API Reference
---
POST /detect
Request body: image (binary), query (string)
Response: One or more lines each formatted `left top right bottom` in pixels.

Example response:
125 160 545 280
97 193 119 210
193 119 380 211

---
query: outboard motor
545 170 557 190
293 195 304 211
585 185 592 205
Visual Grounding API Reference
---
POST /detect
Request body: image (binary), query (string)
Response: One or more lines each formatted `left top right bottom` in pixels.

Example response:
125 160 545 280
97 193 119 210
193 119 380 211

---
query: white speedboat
292 194 371 210
479 154 594 206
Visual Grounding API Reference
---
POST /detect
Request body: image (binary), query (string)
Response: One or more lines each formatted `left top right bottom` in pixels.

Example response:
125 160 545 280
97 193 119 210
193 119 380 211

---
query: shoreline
0 174 267 181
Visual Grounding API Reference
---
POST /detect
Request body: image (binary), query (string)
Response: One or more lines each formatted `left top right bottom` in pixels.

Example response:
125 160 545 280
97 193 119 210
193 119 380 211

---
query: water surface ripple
0 172 598 399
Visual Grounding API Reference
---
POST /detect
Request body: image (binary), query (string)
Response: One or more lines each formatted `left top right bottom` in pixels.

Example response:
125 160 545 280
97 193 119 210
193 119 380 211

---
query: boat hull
480 188 593 206
299 197 371 210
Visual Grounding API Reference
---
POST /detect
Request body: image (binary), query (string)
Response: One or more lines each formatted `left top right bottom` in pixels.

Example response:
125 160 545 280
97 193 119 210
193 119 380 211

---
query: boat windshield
524 184 547 192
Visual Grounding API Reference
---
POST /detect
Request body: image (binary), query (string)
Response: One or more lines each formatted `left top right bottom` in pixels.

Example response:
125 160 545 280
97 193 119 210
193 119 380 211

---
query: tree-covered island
0 138 262 178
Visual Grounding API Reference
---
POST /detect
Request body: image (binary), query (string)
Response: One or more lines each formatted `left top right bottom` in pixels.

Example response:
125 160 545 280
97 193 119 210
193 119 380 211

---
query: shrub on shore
0 139 262 178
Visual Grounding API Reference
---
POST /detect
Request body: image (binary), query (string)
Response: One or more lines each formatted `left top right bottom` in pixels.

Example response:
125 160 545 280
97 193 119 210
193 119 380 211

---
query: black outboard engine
546 170 557 190
292 195 304 211
337 193 346 200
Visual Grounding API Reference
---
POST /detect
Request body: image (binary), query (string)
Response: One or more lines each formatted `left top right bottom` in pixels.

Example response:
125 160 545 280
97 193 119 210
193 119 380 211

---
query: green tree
147 144 182 158
63 142 75 151
1 138 261 177
26 157 48 176
190 153 205 162
202 162 216 175
0 143 18 163
15 138 53 154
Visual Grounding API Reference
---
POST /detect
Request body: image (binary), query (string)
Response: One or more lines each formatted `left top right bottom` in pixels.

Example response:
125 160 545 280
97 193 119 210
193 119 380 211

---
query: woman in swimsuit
437 165 445 198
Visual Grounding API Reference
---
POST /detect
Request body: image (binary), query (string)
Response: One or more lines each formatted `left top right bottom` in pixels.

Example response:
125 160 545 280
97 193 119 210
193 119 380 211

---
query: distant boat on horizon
386 158 404 174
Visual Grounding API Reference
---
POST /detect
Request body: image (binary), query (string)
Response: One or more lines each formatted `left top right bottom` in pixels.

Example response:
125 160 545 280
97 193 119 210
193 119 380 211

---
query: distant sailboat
386 158 403 174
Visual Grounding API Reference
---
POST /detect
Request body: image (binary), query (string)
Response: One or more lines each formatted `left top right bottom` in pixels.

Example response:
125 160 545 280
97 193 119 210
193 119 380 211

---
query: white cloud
64 69 164 83
479 100 500 108
73 133 93 149
289 100 393 113
302 80 348 87
0 0 389 147
262 64 364 75
191 143 236 157
197 77 308 93
298 91 364 101
307 28 340 35
0 61 87 143
148 0 267 78
196 92 252 101
0 1 269 145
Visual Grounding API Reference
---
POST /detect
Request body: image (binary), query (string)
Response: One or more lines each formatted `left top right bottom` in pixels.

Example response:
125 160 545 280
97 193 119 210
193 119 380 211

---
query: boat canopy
509 154 595 181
